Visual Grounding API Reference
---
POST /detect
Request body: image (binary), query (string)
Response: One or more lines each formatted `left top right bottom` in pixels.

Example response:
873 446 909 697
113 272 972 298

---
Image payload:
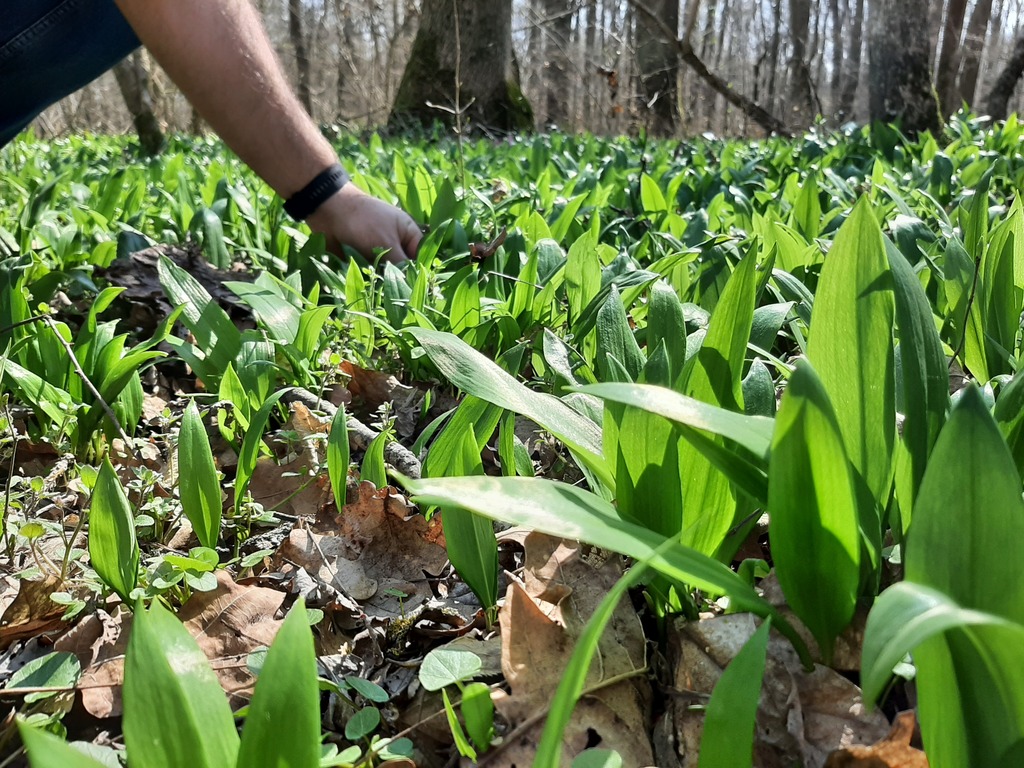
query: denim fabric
0 0 139 147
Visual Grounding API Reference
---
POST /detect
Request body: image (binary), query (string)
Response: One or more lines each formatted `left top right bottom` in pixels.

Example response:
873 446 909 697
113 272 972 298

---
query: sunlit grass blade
88 459 139 603
178 401 222 549
327 402 350 511
238 600 320 768
697 619 771 768
123 600 239 767
234 388 292 512
768 360 860 662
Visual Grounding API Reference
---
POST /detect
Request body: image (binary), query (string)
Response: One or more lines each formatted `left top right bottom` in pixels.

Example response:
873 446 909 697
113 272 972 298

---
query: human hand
305 183 422 264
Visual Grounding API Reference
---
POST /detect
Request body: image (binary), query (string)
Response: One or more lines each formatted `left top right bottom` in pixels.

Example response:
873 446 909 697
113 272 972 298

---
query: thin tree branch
628 0 792 136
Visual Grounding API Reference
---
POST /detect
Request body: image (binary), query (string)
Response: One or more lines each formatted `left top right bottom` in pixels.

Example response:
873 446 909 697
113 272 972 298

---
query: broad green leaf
580 383 773 460
7 652 80 703
226 280 301 344
646 281 688 384
123 600 239 768
158 256 241 380
806 198 895 567
0 358 77 428
88 459 138 603
862 582 1024 766
402 475 803 649
359 430 389 489
885 237 949 520
564 230 601 330
327 404 350 512
419 648 482 691
234 388 292 511
439 426 498 611
408 328 610 489
768 361 860 661
238 600 320 768
995 368 1024 481
697 619 770 768
595 286 644 382
18 724 110 768
178 401 222 549
422 396 502 479
679 248 757 555
460 682 495 751
741 358 775 418
907 384 1024 624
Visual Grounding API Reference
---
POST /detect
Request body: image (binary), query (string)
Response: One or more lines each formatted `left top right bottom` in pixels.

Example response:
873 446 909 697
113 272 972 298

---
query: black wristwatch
283 163 350 221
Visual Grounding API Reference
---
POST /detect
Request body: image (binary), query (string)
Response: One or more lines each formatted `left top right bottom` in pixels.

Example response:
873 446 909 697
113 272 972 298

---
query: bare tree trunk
958 0 994 107
390 0 533 131
112 51 164 156
838 0 864 117
935 0 969 116
787 0 816 123
828 0 843 110
985 32 1024 120
766 0 783 110
868 0 938 133
636 0 680 135
544 0 574 127
288 0 313 115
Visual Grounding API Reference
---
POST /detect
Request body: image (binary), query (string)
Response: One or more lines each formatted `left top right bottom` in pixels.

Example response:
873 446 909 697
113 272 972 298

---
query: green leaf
344 707 381 741
886 237 949 518
225 281 301 345
234 388 292 511
88 459 138 603
908 384 1024 623
580 383 773 459
407 328 610 489
806 198 895 569
359 430 389 489
178 402 222 549
158 256 242 382
419 648 482 691
460 681 495 751
327 404 350 512
123 600 239 767
646 281 688 384
564 230 601 330
697 619 770 768
440 426 499 611
572 750 622 768
344 676 389 704
441 688 476 761
679 247 757 555
768 361 860 661
995 368 1024 481
18 724 110 768
7 652 80 703
595 286 644 382
238 600 320 768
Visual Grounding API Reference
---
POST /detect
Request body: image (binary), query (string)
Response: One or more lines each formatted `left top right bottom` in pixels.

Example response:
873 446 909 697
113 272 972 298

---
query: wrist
283 163 351 221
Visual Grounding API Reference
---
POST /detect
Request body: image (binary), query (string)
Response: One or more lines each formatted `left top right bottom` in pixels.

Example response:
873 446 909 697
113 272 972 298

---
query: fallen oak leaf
824 711 928 768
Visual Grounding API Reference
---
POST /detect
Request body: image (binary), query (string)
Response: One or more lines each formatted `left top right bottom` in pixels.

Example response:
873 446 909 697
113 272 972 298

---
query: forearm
113 0 334 197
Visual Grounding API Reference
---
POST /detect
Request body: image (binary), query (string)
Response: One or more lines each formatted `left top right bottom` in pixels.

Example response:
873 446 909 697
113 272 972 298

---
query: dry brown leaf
177 570 288 705
0 574 72 649
249 454 329 519
662 613 890 768
488 533 653 767
338 362 423 439
824 711 929 768
54 607 132 718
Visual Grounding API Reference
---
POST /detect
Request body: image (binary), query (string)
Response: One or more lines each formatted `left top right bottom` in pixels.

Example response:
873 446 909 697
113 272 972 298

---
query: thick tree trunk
544 0 573 127
985 32 1024 120
935 0 969 116
288 0 313 116
958 0 994 107
828 0 843 111
787 0 816 124
112 51 164 156
867 0 938 133
389 0 533 131
838 0 864 117
635 0 680 135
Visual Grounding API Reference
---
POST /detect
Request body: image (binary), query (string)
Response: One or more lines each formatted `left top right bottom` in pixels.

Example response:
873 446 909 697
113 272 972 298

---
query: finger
398 216 422 260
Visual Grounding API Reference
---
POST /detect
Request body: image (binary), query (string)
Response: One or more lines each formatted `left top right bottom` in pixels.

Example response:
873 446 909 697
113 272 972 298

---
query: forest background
29 0 1024 145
